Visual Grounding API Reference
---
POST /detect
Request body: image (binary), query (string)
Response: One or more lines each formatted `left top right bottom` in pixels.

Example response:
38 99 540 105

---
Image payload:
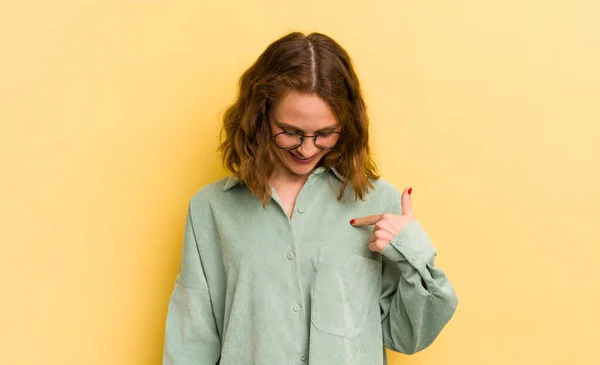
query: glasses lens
315 133 340 149
274 132 302 149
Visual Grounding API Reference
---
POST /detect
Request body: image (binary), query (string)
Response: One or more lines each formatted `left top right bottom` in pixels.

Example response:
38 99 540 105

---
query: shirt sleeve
163 202 222 365
379 188 458 355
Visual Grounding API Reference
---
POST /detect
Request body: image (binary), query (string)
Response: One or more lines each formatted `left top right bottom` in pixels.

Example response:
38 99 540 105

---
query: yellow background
1 0 599 364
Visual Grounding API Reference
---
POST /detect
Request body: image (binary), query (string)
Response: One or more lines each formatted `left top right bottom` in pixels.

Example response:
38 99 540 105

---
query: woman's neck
269 167 311 218
269 166 310 195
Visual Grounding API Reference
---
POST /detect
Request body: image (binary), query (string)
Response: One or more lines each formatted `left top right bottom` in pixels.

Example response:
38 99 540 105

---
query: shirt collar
222 166 344 192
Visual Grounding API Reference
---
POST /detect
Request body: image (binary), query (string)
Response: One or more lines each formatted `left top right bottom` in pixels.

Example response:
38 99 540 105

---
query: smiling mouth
288 151 318 164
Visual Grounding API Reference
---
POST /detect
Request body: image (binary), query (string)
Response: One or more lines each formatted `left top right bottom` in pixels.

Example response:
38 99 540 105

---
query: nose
296 138 319 157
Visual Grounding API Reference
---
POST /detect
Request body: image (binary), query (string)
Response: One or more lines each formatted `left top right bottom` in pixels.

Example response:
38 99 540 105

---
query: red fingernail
408 187 412 195
350 219 355 224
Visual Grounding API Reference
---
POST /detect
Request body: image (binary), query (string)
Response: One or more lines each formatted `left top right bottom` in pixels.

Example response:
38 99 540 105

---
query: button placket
287 178 311 344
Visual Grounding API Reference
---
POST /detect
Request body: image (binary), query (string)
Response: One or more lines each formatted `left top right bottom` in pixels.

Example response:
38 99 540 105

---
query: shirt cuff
380 220 437 267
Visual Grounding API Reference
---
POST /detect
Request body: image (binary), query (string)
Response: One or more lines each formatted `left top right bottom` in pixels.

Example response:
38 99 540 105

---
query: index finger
401 187 414 216
350 214 384 227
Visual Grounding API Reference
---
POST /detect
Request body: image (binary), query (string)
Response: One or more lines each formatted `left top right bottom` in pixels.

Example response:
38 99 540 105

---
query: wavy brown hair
218 32 379 205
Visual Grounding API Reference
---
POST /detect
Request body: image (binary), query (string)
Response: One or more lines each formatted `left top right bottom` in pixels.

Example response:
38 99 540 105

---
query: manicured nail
408 187 412 195
350 219 355 225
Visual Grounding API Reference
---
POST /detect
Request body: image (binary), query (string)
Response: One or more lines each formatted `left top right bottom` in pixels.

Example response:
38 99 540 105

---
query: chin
287 163 319 176
281 151 325 177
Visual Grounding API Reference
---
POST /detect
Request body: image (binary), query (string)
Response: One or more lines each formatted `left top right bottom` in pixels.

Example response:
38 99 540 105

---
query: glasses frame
271 130 343 151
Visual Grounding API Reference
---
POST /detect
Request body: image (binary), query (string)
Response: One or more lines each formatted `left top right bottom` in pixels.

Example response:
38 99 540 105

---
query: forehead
271 91 338 130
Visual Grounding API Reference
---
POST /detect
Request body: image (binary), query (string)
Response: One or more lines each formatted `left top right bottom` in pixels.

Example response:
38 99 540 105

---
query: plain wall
1 0 599 364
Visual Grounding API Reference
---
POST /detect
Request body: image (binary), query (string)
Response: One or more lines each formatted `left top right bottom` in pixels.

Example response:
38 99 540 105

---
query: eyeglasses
271 130 342 150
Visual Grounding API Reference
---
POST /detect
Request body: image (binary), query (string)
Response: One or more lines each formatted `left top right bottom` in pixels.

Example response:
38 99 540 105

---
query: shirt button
293 304 301 312
397 236 407 244
287 252 295 260
296 207 304 213
300 354 307 361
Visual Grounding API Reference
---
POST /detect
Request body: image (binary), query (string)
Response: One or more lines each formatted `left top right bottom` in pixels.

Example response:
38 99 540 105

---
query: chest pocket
311 247 382 340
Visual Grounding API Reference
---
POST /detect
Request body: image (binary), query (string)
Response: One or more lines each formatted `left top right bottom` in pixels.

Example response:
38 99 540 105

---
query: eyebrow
274 120 339 133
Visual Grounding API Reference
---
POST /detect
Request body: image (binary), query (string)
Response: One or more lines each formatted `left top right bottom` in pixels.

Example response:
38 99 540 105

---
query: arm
379 218 457 354
373 186 458 354
163 203 221 365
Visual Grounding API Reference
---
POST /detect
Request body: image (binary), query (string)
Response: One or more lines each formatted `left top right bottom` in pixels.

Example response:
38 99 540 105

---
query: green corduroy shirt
163 166 458 365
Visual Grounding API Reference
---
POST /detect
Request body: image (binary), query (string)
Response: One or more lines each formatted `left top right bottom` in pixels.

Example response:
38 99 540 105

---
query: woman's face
269 91 341 178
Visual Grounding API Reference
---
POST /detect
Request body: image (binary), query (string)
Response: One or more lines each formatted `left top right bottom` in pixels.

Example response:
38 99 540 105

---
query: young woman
163 32 458 365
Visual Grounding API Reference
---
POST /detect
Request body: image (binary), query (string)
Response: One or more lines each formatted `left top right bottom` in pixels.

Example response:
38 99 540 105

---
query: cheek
317 149 330 159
